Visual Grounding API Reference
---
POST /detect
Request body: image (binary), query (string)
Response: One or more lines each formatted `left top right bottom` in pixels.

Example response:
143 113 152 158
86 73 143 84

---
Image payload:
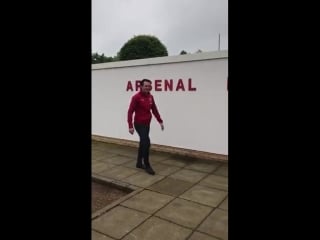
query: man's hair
141 79 151 86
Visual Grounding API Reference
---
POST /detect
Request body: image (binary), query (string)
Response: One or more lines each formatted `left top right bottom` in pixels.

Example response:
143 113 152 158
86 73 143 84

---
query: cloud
92 0 228 56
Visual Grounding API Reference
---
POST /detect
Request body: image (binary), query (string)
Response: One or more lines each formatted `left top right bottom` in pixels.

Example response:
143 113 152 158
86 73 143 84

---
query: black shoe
145 167 155 175
136 163 146 169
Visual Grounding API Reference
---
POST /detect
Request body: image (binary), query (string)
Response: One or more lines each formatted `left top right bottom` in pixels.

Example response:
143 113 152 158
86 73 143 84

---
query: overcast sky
92 0 228 57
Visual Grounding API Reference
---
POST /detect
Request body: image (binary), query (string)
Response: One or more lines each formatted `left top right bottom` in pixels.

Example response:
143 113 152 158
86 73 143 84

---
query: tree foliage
119 35 168 61
91 53 113 64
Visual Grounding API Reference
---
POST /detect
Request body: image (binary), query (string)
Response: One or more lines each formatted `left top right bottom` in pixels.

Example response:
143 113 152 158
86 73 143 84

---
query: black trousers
134 123 151 167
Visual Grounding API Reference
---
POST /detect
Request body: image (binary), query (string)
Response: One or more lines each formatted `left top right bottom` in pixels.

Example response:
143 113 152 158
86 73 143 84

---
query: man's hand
160 123 164 131
129 128 134 135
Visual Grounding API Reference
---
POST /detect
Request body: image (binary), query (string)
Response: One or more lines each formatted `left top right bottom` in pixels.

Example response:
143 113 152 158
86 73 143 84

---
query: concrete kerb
92 174 144 220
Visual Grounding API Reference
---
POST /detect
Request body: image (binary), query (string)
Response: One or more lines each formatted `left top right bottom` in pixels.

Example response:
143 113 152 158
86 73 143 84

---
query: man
127 79 164 175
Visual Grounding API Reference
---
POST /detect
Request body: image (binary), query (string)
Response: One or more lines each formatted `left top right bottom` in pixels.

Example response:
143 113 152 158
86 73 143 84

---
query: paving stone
121 190 174 214
147 177 194 197
180 185 227 207
199 174 228 191
92 206 149 239
197 208 228 240
170 169 208 183
123 217 192 240
155 198 212 228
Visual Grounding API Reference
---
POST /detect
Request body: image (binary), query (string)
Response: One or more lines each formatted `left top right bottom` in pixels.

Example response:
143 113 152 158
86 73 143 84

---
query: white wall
92 51 228 155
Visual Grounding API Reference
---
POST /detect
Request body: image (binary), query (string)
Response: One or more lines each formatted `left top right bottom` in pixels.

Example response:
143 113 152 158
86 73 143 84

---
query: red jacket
127 91 163 128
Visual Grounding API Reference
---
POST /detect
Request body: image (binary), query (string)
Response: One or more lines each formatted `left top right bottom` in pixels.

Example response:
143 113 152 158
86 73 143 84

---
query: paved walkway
92 140 228 240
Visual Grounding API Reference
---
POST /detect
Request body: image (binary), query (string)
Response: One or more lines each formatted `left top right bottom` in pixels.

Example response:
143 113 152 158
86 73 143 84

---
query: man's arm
151 96 164 130
127 96 137 130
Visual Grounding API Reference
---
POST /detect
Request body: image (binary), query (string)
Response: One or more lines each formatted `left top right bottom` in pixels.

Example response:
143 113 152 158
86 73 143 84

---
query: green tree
180 50 187 55
112 51 121 62
91 53 99 63
91 52 113 64
119 35 168 61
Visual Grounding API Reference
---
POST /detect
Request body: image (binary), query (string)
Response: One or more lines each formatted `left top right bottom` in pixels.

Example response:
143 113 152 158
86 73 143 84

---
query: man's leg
134 124 154 174
140 126 155 175
134 124 146 169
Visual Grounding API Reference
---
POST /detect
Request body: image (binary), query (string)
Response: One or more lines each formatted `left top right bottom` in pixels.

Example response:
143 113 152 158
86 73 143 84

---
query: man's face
141 81 152 93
